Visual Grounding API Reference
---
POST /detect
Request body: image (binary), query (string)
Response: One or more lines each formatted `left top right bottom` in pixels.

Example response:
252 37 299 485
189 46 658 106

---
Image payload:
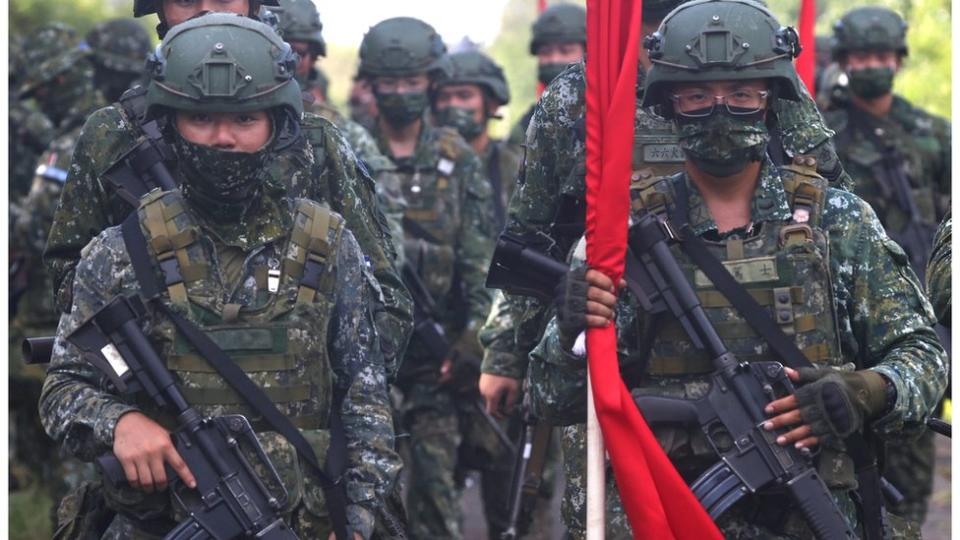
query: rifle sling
666 180 884 540
488 144 506 229
121 214 352 539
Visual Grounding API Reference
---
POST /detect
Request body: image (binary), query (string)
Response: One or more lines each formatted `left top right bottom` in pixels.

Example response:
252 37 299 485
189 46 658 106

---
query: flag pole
586 368 606 539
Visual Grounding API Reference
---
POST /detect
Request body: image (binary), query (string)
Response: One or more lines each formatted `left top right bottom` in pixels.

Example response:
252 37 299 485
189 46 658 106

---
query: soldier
273 0 407 257
433 50 522 229
84 18 153 103
8 37 56 198
10 23 108 506
824 7 951 524
528 1 946 538
39 15 401 539
507 3 586 146
927 210 950 327
480 0 855 426
349 77 379 133
357 17 496 539
43 0 413 381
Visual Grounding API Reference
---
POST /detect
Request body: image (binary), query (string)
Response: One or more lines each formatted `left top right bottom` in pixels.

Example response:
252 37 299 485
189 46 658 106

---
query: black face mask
434 106 484 141
676 110 770 178
376 90 429 128
538 62 568 86
174 131 272 221
847 67 895 100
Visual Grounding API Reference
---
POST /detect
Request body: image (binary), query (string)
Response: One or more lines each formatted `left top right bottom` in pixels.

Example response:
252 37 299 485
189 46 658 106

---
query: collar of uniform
194 192 292 251
678 156 792 236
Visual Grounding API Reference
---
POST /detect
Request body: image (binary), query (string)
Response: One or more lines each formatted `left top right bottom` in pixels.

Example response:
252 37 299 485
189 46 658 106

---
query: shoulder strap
138 192 205 309
288 199 344 305
488 144 506 228
120 213 353 540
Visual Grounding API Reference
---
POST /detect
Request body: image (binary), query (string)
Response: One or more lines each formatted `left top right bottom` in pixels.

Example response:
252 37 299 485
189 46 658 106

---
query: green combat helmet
85 19 152 75
85 19 153 102
144 13 302 117
529 3 586 54
832 6 908 60
274 0 326 56
18 23 86 97
358 17 451 79
440 50 510 105
641 0 803 112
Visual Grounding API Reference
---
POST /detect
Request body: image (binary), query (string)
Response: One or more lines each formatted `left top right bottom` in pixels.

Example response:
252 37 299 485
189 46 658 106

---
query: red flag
537 0 548 96
796 0 816 95
584 1 722 538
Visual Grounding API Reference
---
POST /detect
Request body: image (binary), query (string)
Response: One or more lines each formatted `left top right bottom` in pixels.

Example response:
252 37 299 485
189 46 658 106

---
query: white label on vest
101 344 130 377
437 158 455 176
642 144 685 163
694 256 779 288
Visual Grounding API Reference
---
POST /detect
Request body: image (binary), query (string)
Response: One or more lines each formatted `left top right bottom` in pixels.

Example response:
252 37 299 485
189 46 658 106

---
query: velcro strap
181 384 311 405
697 287 804 308
168 353 297 373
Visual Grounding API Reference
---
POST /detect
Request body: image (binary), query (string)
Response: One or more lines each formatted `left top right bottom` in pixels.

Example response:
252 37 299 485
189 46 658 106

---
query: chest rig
400 127 466 304
632 159 843 378
134 190 343 433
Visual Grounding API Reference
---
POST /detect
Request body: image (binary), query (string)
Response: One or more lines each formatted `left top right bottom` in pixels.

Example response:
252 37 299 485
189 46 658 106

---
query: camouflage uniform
373 120 496 539
39 191 401 539
926 210 951 326
43 65 412 384
824 8 951 524
9 23 107 502
39 15 401 538
84 19 152 103
359 17 497 539
528 158 946 538
8 94 56 198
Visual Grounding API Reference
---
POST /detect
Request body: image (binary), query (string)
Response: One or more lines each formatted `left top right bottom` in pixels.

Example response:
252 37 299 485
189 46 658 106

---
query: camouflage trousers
400 381 522 539
558 423 920 539
884 428 936 525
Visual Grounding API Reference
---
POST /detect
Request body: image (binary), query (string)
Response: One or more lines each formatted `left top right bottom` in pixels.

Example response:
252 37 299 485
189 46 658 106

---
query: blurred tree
9 0 155 44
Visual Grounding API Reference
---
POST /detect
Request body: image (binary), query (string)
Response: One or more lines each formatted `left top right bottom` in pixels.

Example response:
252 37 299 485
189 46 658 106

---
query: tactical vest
104 190 345 522
629 161 855 489
400 127 467 307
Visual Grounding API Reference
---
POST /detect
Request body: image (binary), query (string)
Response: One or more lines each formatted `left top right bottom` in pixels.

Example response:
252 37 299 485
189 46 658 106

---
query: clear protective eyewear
669 89 770 118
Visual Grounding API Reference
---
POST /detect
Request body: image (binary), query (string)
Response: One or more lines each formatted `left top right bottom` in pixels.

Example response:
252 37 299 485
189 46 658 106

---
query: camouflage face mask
537 62 568 86
174 133 271 220
434 106 484 141
847 66 895 100
376 90 429 128
676 111 770 177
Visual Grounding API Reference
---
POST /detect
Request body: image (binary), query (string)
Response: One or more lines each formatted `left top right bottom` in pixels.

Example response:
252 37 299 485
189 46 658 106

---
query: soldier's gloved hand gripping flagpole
582 1 721 537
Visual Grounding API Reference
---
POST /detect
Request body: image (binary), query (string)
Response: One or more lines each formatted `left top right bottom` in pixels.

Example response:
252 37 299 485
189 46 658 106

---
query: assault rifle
401 263 515 453
501 394 553 540
68 294 299 540
485 232 570 301
626 212 856 539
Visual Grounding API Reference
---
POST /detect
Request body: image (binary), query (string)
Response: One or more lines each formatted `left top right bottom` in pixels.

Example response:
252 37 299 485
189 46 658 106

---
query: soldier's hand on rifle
438 358 455 384
479 373 521 418
114 411 196 493
763 368 821 450
784 366 891 446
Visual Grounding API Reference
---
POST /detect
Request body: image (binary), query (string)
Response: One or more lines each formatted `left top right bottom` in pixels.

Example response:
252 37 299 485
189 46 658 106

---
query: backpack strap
286 199 343 305
138 191 206 308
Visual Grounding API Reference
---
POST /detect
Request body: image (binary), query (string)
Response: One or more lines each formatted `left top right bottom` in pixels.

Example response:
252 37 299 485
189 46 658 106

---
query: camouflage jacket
926 209 951 326
825 95 951 271
530 158 946 537
530 157 946 432
482 61 851 380
373 121 496 366
9 97 56 198
43 95 412 379
481 138 523 231
39 192 401 538
310 100 407 266
506 103 536 148
11 83 107 330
